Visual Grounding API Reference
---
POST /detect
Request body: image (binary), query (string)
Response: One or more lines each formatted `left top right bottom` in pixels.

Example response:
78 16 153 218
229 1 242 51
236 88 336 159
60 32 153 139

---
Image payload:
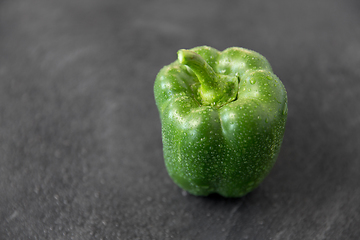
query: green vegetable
154 46 288 197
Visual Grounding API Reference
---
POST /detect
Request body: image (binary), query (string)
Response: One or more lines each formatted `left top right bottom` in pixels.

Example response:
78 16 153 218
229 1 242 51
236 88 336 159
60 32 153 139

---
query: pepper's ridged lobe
154 46 287 197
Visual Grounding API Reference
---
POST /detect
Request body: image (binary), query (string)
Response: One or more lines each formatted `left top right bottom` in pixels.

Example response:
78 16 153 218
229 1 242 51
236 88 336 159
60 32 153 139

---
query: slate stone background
1 0 360 239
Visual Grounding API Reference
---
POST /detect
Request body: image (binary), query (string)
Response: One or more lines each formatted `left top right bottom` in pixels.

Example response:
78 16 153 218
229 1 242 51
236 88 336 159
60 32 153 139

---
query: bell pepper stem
177 49 218 91
177 49 238 107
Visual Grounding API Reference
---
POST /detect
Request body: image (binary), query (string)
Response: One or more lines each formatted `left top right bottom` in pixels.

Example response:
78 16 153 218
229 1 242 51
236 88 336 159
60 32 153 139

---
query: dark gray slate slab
0 0 359 239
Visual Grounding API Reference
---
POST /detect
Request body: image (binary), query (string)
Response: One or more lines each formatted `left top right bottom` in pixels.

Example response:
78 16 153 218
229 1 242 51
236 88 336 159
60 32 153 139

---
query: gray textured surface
1 0 360 239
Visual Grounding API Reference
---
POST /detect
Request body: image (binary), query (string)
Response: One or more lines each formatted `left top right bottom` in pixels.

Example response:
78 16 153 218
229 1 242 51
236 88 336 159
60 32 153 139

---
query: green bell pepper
154 46 287 197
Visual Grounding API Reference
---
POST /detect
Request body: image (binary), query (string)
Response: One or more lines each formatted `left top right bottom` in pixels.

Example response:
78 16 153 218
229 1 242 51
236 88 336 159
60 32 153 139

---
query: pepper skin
154 46 288 197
